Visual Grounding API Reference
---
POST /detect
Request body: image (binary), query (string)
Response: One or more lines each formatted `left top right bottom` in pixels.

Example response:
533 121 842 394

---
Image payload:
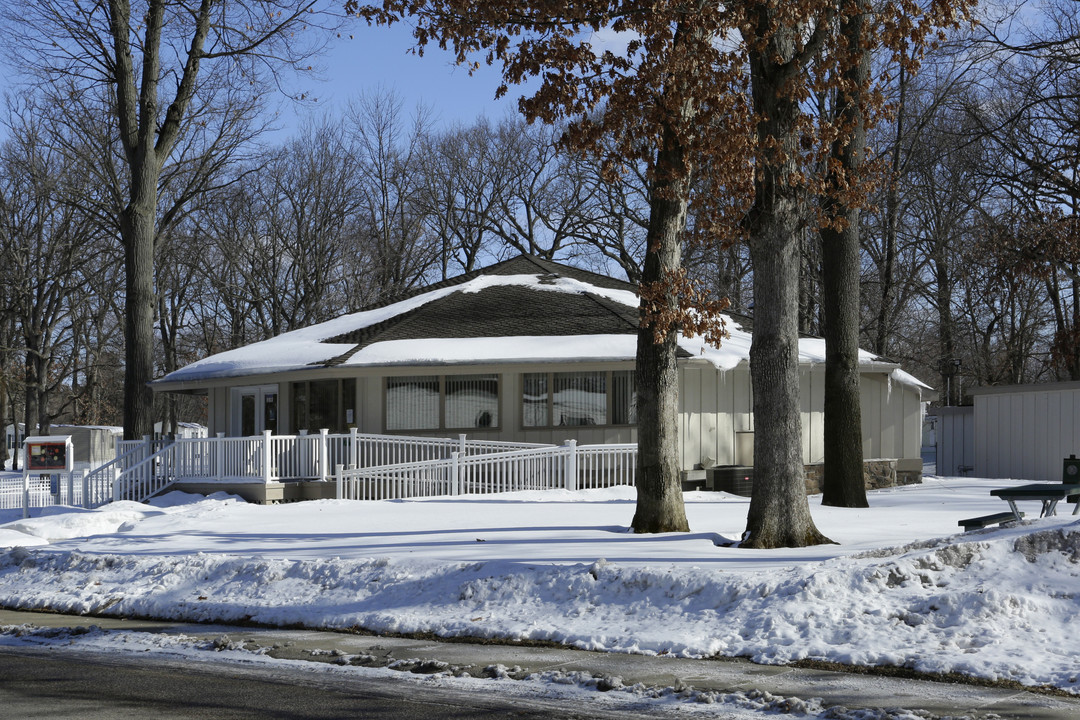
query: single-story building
153 255 927 486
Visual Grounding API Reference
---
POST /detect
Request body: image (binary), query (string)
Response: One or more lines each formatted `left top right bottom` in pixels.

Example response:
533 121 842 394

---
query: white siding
678 364 921 470
974 383 1080 481
937 407 974 476
209 387 228 436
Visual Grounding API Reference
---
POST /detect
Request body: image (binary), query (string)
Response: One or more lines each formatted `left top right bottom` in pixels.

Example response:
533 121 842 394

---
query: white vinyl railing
336 441 638 501
82 440 165 508
79 431 557 507
0 472 86 513
17 431 635 511
116 430 548 486
577 444 639 489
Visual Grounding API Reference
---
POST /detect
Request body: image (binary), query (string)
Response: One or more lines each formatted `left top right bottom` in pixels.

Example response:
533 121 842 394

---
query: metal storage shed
972 381 1080 481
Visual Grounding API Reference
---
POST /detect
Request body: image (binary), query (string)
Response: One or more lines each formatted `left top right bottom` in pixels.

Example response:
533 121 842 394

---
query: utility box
707 465 754 496
24 435 74 473
1064 454 1080 485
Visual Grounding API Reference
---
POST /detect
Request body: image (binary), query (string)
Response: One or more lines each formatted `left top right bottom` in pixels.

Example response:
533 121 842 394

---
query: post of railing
21 470 29 519
215 433 225 481
336 464 344 499
299 430 309 476
565 440 577 492
451 451 460 496
112 475 120 503
82 471 91 509
319 429 329 482
350 427 359 469
458 434 466 458
262 430 273 483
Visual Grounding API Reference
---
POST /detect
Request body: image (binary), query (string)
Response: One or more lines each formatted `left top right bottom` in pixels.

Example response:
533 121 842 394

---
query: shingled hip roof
154 254 927 390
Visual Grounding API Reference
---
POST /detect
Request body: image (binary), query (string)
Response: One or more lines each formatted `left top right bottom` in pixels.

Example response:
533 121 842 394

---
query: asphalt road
0 645 652 720
2 611 1078 719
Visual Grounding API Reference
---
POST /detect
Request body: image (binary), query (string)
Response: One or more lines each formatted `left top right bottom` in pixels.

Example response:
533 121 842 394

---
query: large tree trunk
746 222 831 546
631 124 691 535
121 181 159 441
743 12 832 548
23 344 40 439
820 214 867 506
23 329 43 436
820 0 868 509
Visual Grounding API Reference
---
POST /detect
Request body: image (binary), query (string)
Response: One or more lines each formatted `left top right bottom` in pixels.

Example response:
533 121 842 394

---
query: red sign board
27 441 68 471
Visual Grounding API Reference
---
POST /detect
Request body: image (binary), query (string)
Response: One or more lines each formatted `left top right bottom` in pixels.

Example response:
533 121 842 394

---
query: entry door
232 385 279 436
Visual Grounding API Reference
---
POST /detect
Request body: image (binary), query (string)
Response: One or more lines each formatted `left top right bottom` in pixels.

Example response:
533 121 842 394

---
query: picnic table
989 483 1080 522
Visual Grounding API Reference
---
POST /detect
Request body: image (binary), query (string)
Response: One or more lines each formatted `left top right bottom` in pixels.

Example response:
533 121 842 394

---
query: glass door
232 385 279 436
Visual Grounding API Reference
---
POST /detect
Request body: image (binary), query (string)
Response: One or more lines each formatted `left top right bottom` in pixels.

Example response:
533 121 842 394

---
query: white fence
337 441 638 501
89 431 555 507
12 431 637 512
113 431 549 486
0 472 87 514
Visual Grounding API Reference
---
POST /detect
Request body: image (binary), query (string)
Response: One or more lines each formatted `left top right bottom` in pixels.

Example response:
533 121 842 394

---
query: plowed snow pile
0 479 1076 693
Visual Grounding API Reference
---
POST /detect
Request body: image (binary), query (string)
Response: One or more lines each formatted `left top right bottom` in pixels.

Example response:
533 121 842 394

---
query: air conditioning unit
706 465 754 496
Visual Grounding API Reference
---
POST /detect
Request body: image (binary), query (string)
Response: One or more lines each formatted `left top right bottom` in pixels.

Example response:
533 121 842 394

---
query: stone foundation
803 458 922 495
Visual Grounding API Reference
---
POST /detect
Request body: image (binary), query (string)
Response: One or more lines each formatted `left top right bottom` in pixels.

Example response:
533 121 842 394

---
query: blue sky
0 19 527 142
279 20 528 133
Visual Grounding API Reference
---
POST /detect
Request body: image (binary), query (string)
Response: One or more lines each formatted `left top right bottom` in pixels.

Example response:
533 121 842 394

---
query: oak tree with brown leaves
351 0 970 545
352 0 741 533
740 0 971 544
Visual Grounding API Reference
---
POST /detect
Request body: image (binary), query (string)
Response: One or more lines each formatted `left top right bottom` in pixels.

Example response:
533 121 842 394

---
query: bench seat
958 511 1023 532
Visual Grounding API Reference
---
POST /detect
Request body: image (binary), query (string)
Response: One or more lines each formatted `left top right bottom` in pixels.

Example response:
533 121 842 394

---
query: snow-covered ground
0 475 1077 698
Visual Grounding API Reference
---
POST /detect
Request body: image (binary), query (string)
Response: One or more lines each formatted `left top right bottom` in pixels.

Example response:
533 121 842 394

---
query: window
291 379 356 433
554 371 606 426
522 373 548 428
445 374 499 429
612 370 637 425
523 370 636 427
309 380 339 432
385 376 440 431
385 374 501 431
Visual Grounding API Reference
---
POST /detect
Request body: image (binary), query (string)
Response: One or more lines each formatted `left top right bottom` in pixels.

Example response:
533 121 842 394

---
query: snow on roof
156 259 927 391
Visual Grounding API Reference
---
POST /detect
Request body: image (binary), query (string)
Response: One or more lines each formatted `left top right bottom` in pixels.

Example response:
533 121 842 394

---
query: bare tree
484 118 599 261
0 97 114 434
349 91 440 300
420 118 513 277
263 120 366 326
3 0 334 439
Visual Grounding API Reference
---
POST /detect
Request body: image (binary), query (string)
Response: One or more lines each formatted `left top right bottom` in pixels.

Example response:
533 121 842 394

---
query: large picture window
523 370 636 428
385 374 501 431
445 374 499 429
385 376 440 431
291 378 356 433
554 371 606 426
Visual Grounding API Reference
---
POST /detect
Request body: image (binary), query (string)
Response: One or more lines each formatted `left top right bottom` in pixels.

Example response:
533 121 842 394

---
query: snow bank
0 482 1076 693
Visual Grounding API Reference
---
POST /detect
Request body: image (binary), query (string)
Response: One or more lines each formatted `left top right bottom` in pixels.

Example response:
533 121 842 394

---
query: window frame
290 378 357 434
383 373 502 433
520 369 637 429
